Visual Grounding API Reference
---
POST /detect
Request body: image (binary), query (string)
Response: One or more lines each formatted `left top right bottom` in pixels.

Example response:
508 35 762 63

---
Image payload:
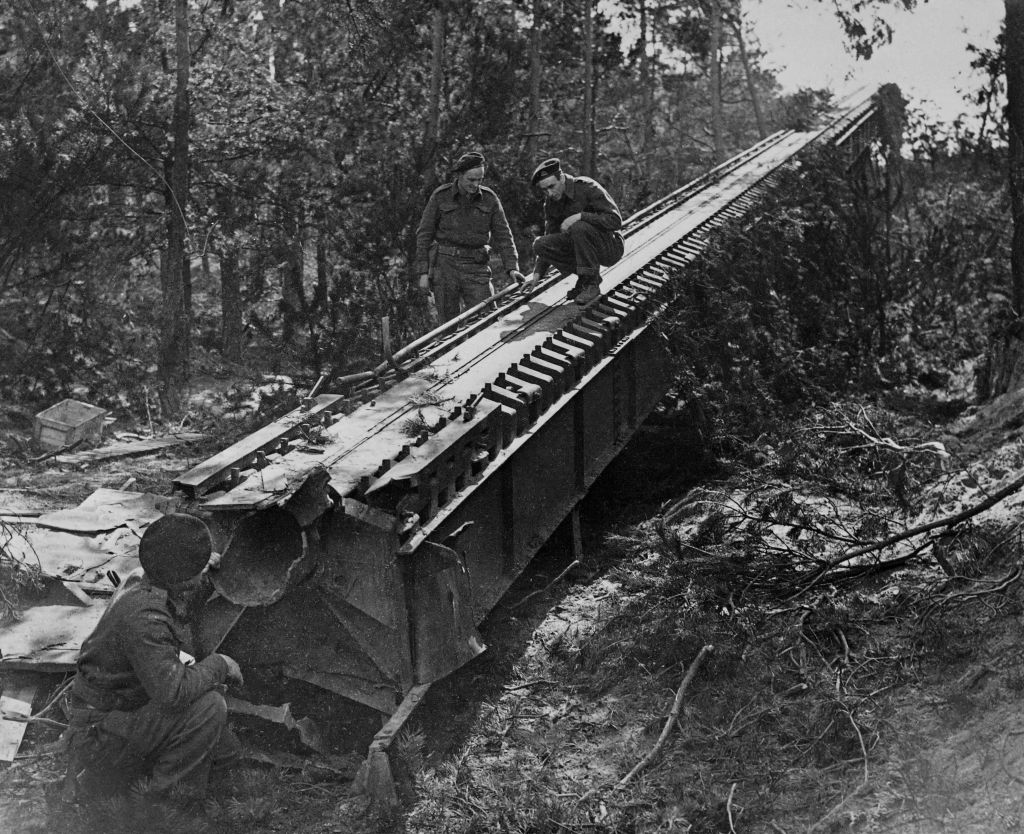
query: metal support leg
353 682 431 812
571 506 583 563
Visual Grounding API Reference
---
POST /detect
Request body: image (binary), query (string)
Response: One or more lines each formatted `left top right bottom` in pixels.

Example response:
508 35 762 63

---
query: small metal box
33 399 108 451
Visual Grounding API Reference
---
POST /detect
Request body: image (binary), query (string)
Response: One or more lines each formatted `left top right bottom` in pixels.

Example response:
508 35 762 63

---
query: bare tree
158 0 192 417
220 248 243 363
1007 0 1024 314
708 0 726 164
729 6 767 140
424 1 445 186
639 0 654 155
525 0 543 161
582 0 596 175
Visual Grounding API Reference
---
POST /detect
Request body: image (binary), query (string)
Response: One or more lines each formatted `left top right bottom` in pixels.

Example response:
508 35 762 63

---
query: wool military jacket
73 576 228 713
414 182 519 275
542 174 623 235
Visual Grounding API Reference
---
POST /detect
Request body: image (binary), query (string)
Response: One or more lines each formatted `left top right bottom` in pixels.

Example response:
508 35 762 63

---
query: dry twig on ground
919 561 1024 622
511 559 581 611
579 644 714 804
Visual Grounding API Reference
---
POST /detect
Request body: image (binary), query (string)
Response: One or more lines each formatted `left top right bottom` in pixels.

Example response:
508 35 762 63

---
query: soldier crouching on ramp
523 157 625 306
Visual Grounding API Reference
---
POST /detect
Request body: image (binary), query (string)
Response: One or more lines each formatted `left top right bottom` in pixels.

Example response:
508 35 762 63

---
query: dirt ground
3 381 1024 833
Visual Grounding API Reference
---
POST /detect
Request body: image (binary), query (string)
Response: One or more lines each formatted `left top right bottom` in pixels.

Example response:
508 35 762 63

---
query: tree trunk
640 0 653 153
158 0 191 418
220 248 243 363
633 0 653 203
709 0 726 164
731 12 766 140
309 232 329 372
424 2 445 186
983 0 1024 400
525 0 543 161
582 0 595 175
280 207 306 345
1007 0 1024 315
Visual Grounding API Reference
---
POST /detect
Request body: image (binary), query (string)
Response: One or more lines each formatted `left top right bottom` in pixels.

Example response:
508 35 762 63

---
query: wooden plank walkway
54 432 204 465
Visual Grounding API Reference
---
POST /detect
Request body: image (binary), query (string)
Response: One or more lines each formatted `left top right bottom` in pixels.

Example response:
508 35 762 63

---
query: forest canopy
0 0 1002 423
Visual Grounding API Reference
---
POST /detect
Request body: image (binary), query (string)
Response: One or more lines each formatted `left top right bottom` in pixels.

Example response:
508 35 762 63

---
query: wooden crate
33 399 108 451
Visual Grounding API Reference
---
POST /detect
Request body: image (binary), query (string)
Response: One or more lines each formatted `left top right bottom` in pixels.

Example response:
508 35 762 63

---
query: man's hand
218 653 244 688
509 270 525 284
418 274 431 293
520 271 540 293
560 213 582 232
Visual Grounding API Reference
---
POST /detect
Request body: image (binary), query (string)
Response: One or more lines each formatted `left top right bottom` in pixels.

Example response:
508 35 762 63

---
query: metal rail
175 102 878 506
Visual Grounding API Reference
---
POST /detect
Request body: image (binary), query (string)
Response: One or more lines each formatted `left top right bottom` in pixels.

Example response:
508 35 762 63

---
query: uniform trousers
432 252 494 322
67 690 240 799
532 221 624 286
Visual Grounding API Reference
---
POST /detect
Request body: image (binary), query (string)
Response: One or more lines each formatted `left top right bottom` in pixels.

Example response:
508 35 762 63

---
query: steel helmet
138 513 212 588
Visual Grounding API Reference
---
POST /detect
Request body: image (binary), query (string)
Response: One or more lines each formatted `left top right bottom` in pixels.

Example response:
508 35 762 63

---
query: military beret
139 513 212 588
452 152 486 174
531 157 561 185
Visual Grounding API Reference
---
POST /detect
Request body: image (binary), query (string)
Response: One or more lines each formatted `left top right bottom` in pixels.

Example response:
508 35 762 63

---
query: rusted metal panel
403 541 485 684
407 313 675 624
212 507 310 607
215 585 408 715
203 498 414 715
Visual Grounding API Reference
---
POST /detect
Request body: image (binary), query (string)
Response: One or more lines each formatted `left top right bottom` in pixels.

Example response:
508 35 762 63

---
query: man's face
537 174 564 201
457 166 485 195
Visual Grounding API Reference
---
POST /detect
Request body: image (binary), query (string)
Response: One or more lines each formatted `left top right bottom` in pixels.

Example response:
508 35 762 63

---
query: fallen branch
510 559 581 611
29 438 83 463
580 644 713 803
829 406 949 461
818 540 931 585
791 471 1024 599
617 644 714 788
919 562 1023 622
726 781 738 833
502 678 559 692
844 706 869 785
32 676 74 721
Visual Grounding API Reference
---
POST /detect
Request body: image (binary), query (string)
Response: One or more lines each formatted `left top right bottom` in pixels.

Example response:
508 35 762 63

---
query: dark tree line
0 0 1011 422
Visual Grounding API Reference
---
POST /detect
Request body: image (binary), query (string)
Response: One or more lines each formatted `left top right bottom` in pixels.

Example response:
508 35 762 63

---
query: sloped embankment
398 391 1024 834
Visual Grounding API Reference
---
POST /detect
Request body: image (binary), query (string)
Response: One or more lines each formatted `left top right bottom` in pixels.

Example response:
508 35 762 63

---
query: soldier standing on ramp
414 151 525 322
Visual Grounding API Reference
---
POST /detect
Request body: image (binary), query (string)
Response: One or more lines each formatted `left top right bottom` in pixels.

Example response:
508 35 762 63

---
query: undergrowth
403 394 1024 832
657 150 1006 450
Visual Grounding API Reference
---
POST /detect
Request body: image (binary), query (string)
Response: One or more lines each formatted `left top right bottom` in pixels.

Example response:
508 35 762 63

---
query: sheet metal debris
0 683 36 762
0 488 174 672
32 488 170 533
226 695 325 752
0 604 105 672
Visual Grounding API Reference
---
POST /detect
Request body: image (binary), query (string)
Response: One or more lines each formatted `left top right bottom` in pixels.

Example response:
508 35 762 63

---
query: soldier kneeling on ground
65 513 243 803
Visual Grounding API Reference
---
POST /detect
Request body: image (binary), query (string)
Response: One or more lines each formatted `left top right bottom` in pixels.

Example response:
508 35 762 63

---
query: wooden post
571 506 583 563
